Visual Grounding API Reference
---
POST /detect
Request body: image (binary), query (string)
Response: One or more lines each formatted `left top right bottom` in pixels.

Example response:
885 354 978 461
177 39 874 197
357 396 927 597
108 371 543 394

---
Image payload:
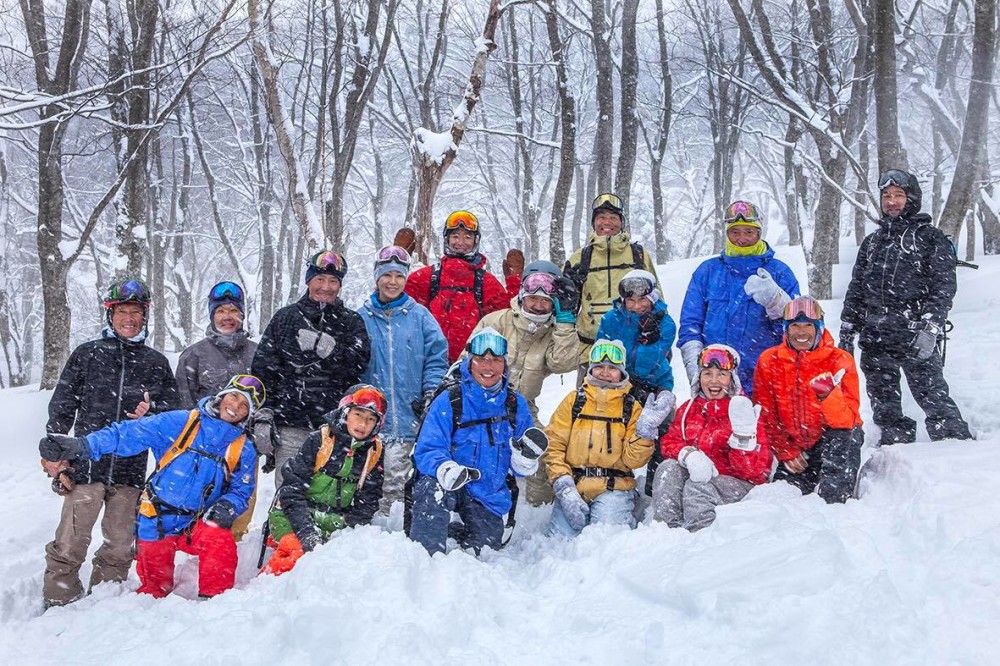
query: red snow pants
135 520 237 598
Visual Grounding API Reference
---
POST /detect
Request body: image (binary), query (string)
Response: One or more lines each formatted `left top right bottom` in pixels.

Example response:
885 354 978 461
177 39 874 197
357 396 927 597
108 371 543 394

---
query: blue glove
553 475 589 531
553 276 579 324
553 297 576 324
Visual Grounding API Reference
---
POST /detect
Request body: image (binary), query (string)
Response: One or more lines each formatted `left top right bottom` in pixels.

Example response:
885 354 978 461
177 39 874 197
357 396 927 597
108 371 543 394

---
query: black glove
411 390 436 420
261 454 276 474
909 319 941 361
553 276 580 315
511 427 549 460
637 312 662 345
203 499 238 529
838 323 857 356
39 433 86 462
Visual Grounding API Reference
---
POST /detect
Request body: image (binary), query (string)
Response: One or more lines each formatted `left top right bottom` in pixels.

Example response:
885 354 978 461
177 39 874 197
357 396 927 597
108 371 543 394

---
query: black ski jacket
47 334 179 487
251 295 370 429
841 213 957 349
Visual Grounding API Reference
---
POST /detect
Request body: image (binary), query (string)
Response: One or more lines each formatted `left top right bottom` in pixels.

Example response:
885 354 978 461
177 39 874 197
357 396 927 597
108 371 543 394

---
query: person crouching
39 376 263 599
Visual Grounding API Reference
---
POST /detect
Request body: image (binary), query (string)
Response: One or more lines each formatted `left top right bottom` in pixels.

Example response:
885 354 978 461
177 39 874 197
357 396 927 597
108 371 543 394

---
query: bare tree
614 0 639 207
544 0 576 266
872 0 906 171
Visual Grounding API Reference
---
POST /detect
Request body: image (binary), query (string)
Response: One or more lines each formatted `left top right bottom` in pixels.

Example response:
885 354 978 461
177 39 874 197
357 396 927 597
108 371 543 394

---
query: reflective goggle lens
342 387 387 416
230 374 266 409
724 201 760 225
377 245 411 264
467 331 508 357
445 211 479 233
522 273 557 295
782 297 824 322
699 347 737 371
311 251 345 271
619 276 652 298
105 279 151 307
589 342 626 366
593 193 623 211
877 169 910 191
210 281 244 302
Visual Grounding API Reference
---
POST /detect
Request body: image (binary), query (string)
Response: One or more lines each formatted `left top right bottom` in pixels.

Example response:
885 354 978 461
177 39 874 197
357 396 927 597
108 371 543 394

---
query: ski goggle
444 210 479 233
593 193 624 214
589 341 626 366
619 275 653 299
783 296 824 322
210 281 244 302
699 347 738 371
724 200 761 225
226 374 266 410
375 245 411 270
877 169 911 191
339 385 387 418
104 279 151 307
308 250 345 272
521 272 557 296
467 330 508 357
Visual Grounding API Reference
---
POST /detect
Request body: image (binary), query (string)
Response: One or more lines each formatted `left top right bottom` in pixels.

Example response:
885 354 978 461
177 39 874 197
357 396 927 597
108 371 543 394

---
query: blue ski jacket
359 293 449 441
678 245 799 394
413 358 533 517
596 299 676 394
82 398 257 541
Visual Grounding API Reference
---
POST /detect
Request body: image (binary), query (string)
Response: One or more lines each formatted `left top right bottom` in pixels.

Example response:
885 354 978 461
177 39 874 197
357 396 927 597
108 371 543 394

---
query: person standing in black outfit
42 278 178 608
839 169 972 446
251 250 371 487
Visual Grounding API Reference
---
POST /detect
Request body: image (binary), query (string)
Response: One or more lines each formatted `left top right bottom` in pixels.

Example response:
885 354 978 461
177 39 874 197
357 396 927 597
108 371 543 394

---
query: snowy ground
1 246 998 665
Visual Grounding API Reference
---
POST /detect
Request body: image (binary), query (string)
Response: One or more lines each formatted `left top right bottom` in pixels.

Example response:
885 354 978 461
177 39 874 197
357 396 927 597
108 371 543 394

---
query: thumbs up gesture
810 369 846 401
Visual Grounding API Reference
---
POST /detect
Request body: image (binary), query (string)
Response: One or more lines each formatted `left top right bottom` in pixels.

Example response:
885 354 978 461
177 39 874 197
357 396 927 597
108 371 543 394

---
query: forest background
0 0 997 389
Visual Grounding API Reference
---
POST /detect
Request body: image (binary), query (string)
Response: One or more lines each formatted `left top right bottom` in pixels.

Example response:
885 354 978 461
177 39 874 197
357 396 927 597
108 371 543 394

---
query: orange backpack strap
155 410 201 473
222 435 247 481
314 425 336 473
357 437 383 490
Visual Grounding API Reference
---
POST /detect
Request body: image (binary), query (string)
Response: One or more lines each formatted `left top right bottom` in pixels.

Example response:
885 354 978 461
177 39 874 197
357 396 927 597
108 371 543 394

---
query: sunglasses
724 201 760 225
877 169 910 191
340 386 387 416
445 211 479 233
522 272 557 296
228 374 266 409
210 281 244 302
699 347 738 371
310 250 345 272
467 330 508 357
593 193 623 212
589 342 626 365
783 296 824 322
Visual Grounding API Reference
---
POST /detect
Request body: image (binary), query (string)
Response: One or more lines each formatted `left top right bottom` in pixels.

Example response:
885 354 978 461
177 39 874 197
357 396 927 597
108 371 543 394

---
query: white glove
297 329 337 358
727 396 761 451
553 475 590 532
680 340 704 389
436 461 481 492
510 428 548 476
743 269 791 320
635 391 676 440
680 447 718 483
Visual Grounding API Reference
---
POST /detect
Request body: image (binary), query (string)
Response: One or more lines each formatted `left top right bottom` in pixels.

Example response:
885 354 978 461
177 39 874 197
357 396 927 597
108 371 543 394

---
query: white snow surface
1 246 999 665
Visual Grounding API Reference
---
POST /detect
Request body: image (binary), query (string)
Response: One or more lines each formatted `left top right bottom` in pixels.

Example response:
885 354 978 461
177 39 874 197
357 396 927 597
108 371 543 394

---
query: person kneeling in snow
652 345 771 531
754 297 863 503
262 385 387 575
409 328 546 555
39 375 262 599
544 339 655 537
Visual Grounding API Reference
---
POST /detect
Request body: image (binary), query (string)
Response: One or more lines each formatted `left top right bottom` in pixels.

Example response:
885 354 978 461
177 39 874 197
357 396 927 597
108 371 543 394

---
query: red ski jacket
406 254 520 362
660 395 772 485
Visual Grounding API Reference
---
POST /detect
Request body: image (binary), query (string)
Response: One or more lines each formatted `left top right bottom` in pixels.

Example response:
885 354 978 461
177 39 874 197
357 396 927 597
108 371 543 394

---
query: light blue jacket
413 358 533 517
678 244 799 394
596 299 676 393
82 398 256 541
359 294 449 441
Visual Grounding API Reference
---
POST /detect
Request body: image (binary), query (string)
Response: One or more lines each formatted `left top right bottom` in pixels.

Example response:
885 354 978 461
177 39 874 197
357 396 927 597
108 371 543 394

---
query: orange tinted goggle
699 347 737 371
340 387 387 416
445 211 479 233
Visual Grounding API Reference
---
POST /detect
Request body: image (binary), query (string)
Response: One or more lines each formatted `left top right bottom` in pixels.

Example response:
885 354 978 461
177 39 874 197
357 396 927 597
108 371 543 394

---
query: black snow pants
772 427 864 504
859 344 971 446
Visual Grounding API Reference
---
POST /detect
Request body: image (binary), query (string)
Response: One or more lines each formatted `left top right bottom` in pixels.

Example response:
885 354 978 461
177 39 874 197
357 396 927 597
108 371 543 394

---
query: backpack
572 241 645 292
138 410 247 537
429 263 486 319
313 424 383 490
567 387 638 491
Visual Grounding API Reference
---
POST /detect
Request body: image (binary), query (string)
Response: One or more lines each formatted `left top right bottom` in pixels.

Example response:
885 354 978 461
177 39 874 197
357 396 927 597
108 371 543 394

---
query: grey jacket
176 327 258 407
